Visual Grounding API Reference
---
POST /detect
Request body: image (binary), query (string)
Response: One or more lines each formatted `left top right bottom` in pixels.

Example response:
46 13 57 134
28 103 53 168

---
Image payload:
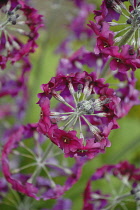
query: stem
100 57 112 78
118 28 135 47
41 142 54 163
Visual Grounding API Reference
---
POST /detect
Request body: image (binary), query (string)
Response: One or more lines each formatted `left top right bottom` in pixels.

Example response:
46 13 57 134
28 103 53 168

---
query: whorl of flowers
2 123 84 200
83 161 140 210
37 71 120 159
0 0 43 68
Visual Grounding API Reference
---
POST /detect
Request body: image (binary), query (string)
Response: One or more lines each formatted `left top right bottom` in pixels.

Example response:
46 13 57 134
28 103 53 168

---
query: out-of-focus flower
37 71 120 159
56 47 106 75
0 177 9 201
42 198 72 210
2 123 84 200
0 0 43 68
116 74 140 118
0 57 31 122
56 0 95 56
83 161 140 210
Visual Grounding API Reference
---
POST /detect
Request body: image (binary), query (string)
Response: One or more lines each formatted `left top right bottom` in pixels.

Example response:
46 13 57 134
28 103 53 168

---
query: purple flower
88 18 115 54
0 177 9 201
93 0 140 51
2 124 84 200
56 47 106 75
56 0 94 56
0 58 31 120
83 180 109 210
0 0 43 68
43 198 72 210
37 71 120 158
83 160 140 209
116 75 140 118
104 45 140 72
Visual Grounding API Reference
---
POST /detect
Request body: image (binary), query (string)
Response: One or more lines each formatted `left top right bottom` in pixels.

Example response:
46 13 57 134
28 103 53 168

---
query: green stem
100 57 112 78
118 28 135 47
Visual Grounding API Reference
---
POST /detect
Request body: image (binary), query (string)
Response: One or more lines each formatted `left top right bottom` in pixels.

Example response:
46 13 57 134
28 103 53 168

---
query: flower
2 123 84 200
103 45 140 72
37 71 120 158
116 74 140 118
93 0 140 51
82 160 140 210
0 57 31 122
55 0 94 56
83 180 109 210
56 47 106 75
0 0 43 68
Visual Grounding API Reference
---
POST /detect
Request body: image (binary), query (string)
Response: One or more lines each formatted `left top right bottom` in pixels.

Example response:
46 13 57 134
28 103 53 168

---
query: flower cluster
2 123 84 200
83 161 140 210
37 71 120 158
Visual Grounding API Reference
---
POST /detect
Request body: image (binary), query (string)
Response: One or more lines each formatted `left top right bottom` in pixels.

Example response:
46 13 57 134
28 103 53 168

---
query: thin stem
42 166 56 188
100 57 112 78
12 150 35 160
118 28 135 47
27 166 41 184
45 163 72 175
41 142 54 163
19 142 36 158
63 113 76 129
11 162 36 174
10 187 21 205
51 112 74 115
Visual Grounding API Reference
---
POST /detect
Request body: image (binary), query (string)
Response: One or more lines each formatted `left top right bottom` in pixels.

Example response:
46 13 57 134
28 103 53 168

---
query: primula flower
83 161 140 210
88 17 115 54
103 45 140 72
0 0 43 68
0 58 31 121
56 47 106 75
2 124 84 200
93 0 140 51
37 71 120 158
116 75 140 118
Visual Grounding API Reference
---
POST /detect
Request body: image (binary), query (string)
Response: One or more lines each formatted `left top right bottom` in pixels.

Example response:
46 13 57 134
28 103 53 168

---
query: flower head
0 0 43 68
93 0 140 51
83 161 140 210
2 123 84 200
37 71 120 158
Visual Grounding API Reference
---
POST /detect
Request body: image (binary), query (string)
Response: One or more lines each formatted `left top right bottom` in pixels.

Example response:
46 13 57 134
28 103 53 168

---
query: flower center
0 4 21 30
0 2 29 55
51 80 110 142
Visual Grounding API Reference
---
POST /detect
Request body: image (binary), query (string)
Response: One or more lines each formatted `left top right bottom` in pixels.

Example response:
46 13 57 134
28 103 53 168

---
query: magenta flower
37 71 120 158
2 124 84 200
83 180 109 210
103 45 140 72
83 161 140 209
0 0 43 68
93 0 140 50
88 18 115 54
